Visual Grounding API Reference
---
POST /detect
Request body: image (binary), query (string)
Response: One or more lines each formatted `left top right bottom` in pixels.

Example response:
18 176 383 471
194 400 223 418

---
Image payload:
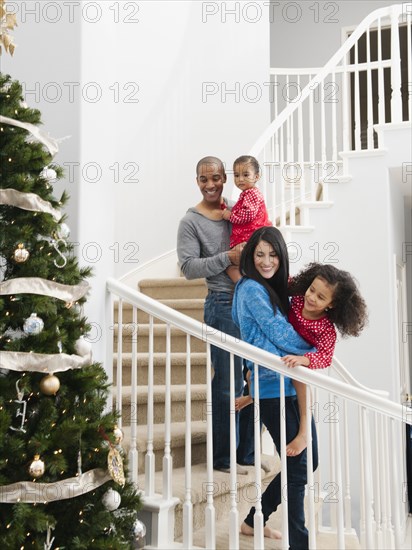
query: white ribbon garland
0 468 111 503
0 350 92 373
0 188 62 221
0 115 59 156
0 277 90 302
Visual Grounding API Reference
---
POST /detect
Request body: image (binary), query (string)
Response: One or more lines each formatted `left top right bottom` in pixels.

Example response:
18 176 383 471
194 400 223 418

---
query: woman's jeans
244 396 319 550
204 291 244 469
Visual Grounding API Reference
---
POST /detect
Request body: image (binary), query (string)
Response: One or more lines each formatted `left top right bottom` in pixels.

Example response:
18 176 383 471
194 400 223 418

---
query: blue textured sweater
232 278 315 398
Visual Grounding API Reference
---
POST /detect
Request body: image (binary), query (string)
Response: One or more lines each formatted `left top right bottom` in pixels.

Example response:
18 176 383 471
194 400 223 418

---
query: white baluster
373 413 383 547
359 405 366 547
320 79 327 170
342 400 352 531
183 334 193 549
145 315 155 497
389 417 402 550
163 323 172 499
253 363 264 550
116 298 123 427
342 56 350 152
289 110 296 227
361 406 374 548
306 385 316 549
331 71 338 163
205 343 216 549
279 125 286 226
309 84 316 201
381 415 395 549
377 18 386 131
366 27 374 149
229 353 239 549
332 395 345 549
128 305 138 483
329 392 337 531
354 41 362 150
280 376 289 550
297 81 308 226
390 6 402 123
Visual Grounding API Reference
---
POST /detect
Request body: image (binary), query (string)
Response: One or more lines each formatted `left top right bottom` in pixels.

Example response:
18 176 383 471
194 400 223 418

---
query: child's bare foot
235 395 253 412
264 526 282 539
240 522 282 539
286 433 307 456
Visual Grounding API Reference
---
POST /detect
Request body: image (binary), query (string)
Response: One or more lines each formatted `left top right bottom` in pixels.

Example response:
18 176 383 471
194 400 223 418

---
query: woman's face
253 239 280 279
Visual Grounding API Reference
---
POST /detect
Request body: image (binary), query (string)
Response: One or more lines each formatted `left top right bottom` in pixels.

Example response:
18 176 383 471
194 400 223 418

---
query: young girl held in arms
222 155 271 282
282 262 368 456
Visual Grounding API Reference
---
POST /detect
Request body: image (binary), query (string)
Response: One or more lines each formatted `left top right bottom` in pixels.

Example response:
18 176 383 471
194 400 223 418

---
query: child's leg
286 380 308 456
226 265 242 283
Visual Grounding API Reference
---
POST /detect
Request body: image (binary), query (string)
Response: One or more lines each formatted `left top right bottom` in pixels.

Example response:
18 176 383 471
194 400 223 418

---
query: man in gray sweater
177 156 247 474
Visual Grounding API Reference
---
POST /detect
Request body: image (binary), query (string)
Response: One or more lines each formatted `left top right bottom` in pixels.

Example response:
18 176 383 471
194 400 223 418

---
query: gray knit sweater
177 204 235 294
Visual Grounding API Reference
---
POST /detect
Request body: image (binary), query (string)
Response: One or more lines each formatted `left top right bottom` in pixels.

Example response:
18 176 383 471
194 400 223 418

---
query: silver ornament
40 167 57 181
23 313 44 335
57 223 70 240
130 519 146 548
102 488 121 511
74 336 92 357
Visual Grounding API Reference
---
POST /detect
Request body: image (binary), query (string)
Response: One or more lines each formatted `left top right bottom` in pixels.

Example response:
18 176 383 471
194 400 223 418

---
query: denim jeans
237 365 259 466
244 396 319 550
204 291 244 469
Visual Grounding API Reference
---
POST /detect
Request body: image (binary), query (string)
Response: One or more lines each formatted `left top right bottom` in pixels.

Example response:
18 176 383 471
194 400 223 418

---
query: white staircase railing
106 277 411 549
252 3 411 230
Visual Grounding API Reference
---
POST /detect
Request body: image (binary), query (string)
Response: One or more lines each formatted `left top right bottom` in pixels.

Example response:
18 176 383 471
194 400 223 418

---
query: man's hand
222 208 232 221
228 242 246 266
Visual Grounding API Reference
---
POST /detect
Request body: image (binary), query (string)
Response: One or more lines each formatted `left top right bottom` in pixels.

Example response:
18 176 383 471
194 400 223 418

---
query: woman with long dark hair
232 226 318 548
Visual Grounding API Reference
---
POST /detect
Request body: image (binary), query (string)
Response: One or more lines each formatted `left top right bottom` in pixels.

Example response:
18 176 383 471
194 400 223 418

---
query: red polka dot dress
288 295 337 369
228 187 271 248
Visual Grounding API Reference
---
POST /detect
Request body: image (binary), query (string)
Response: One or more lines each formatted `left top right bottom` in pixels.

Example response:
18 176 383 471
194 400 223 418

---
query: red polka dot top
288 295 337 369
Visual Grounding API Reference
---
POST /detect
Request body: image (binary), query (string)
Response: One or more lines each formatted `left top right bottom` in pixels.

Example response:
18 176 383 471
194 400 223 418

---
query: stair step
114 298 205 323
113 323 206 353
139 454 281 542
122 421 207 472
138 277 207 300
302 200 334 209
113 352 207 385
114 384 207 425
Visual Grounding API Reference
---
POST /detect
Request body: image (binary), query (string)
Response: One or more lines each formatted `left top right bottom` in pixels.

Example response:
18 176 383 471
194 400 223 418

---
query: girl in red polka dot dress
222 155 272 282
282 262 368 456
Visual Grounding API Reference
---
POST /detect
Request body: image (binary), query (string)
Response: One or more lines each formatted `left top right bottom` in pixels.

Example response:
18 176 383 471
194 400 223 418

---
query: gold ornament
0 0 17 56
13 243 29 263
29 454 45 478
113 425 124 445
40 374 60 395
107 446 125 486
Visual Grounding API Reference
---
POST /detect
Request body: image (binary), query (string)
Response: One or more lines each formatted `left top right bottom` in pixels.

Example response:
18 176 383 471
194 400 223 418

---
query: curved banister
107 277 407 424
332 356 389 397
250 3 404 157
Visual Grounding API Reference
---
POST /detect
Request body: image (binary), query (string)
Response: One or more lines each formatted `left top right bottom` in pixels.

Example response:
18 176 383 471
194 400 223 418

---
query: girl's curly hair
289 262 368 338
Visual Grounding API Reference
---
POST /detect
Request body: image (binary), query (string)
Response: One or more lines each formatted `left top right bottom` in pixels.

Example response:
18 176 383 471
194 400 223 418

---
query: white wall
2 1 271 362
111 1 271 280
270 0 397 68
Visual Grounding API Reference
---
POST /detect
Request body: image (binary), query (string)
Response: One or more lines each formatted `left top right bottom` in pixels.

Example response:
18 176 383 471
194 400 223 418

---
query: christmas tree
0 70 143 549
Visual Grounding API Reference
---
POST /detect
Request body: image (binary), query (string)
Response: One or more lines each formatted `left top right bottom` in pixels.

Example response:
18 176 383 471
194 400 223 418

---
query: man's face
196 162 226 204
